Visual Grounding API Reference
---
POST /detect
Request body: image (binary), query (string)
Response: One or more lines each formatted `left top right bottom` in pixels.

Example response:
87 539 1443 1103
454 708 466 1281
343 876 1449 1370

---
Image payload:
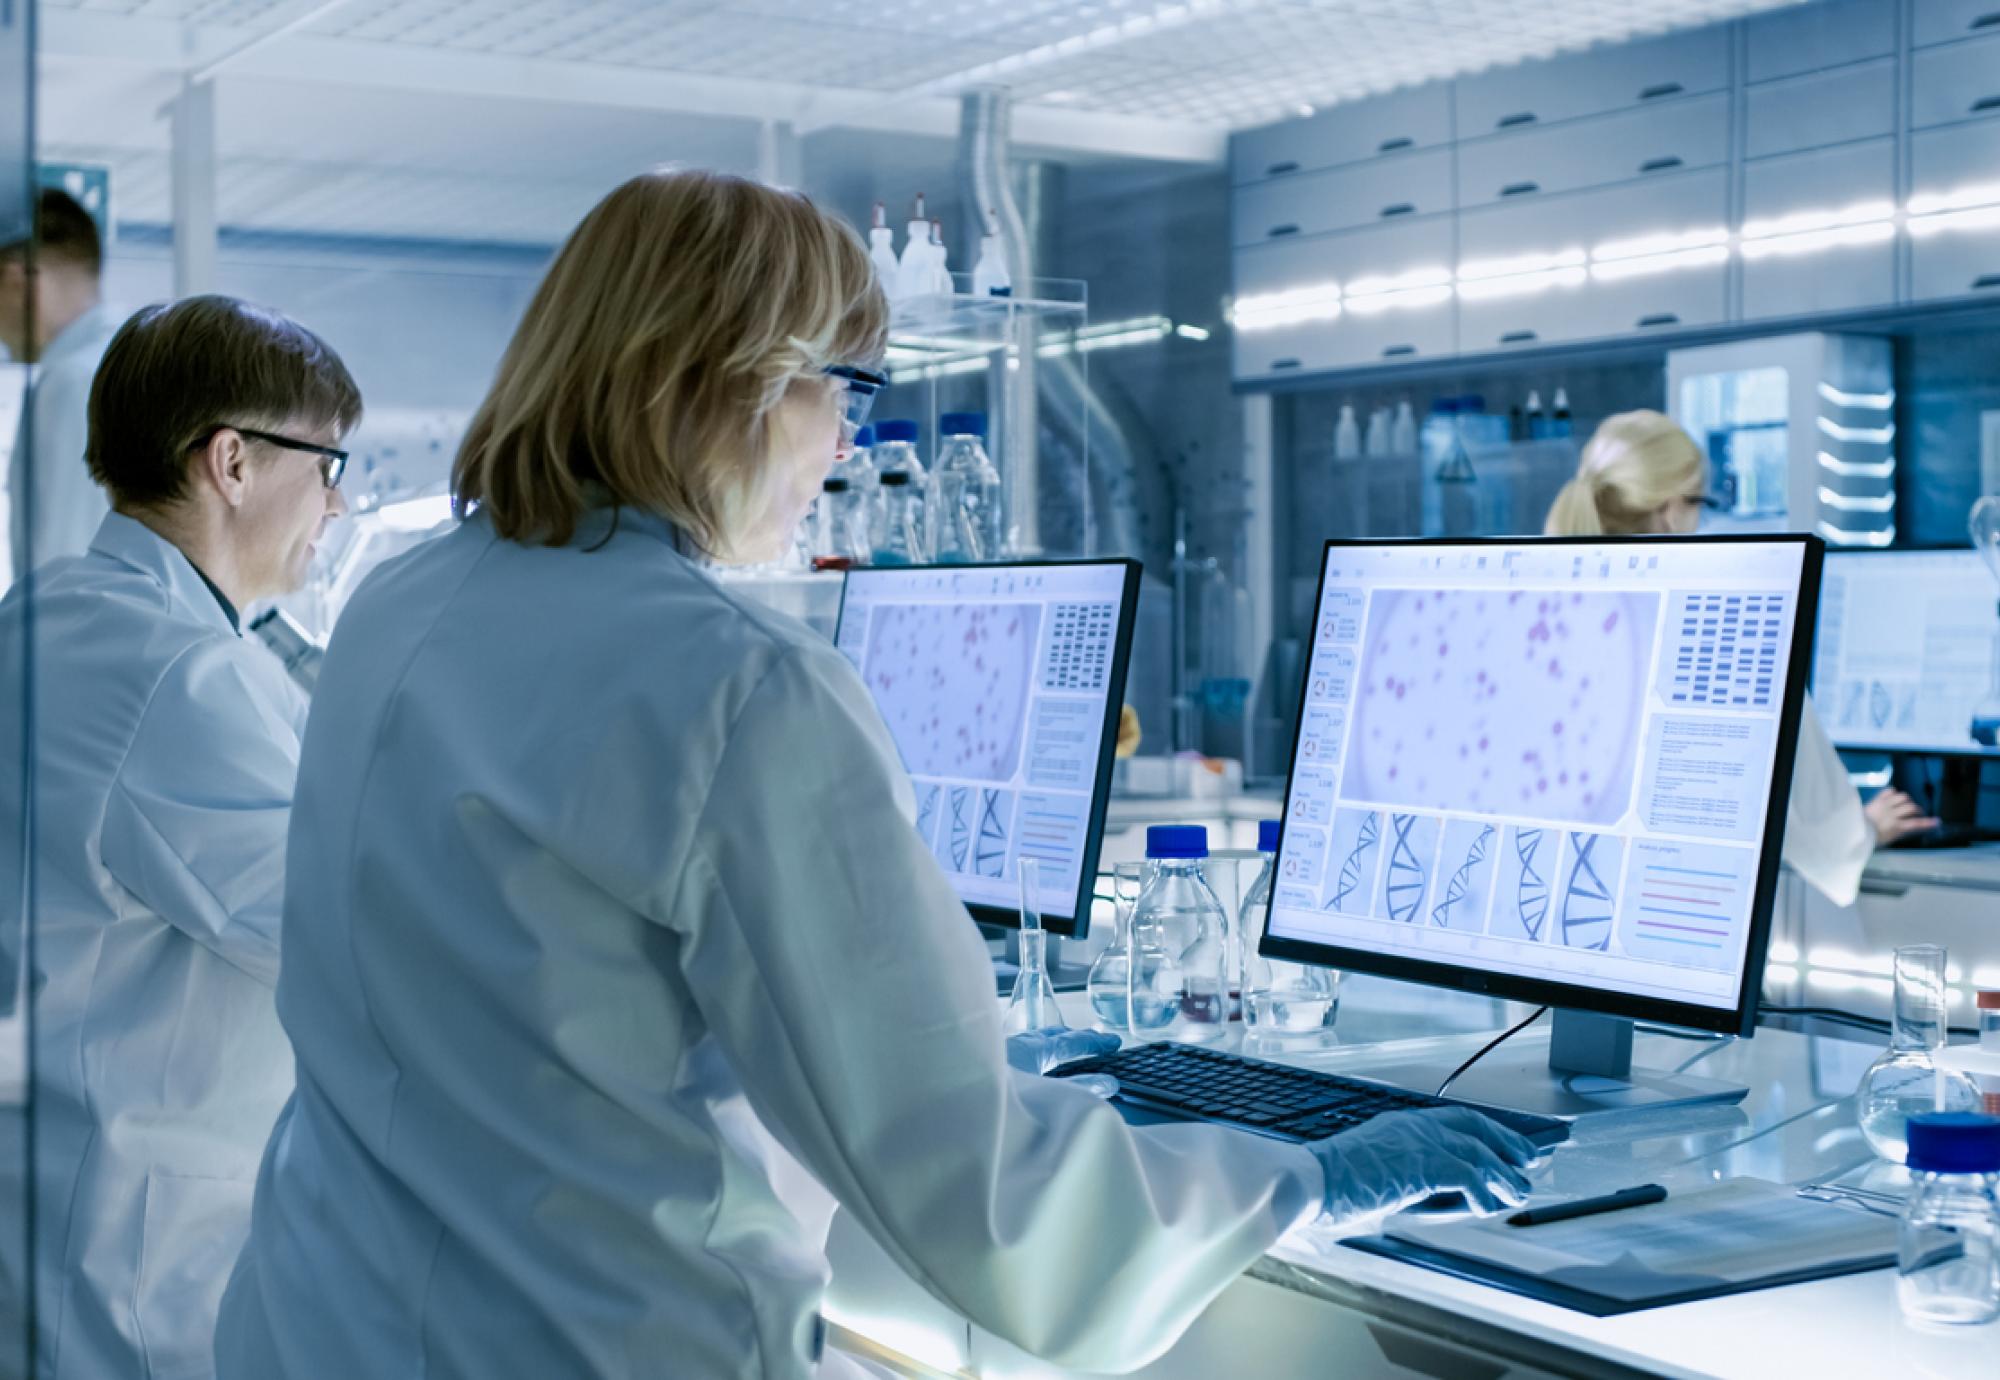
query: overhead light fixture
1740 221 1895 261
1740 200 1896 241
1815 519 1894 547
1590 226 1730 264
1908 204 2000 238
1816 485 1895 513
1817 450 1895 480
1817 416 1895 445
1588 244 1729 281
1906 180 2000 217
1817 382 1895 410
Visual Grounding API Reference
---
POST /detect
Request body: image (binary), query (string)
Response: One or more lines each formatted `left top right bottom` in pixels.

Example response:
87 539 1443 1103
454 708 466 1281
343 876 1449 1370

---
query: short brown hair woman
216 170 1533 1380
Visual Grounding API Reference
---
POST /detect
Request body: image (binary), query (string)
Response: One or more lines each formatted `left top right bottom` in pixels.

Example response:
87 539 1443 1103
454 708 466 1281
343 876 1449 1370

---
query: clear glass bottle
1001 858 1062 1036
1898 1112 2000 1326
1241 819 1339 1034
1131 825 1230 1042
871 472 929 566
1857 945 1984 1162
931 412 1003 562
1086 861 1181 1035
869 420 927 563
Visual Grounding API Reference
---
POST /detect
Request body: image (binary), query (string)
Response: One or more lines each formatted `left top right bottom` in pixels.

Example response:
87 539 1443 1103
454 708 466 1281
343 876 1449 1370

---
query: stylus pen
1506 1183 1667 1228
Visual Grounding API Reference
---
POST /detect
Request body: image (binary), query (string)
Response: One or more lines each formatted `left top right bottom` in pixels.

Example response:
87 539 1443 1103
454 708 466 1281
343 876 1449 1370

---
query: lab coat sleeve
98 638 299 988
8 354 107 581
674 645 1325 1374
1781 696 1873 907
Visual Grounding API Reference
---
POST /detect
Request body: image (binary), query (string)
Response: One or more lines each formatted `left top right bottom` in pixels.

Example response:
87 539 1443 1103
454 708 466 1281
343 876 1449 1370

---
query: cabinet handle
1974 96 2000 114
1975 275 2000 291
1972 13 2000 32
1266 160 1301 177
1640 155 1685 174
1497 112 1537 129
1271 358 1302 370
1858 877 1911 898
1500 181 1541 198
1500 330 1539 344
1378 136 1415 153
1381 344 1417 358
1637 313 1681 328
1640 82 1685 101
1380 202 1416 218
1267 223 1301 238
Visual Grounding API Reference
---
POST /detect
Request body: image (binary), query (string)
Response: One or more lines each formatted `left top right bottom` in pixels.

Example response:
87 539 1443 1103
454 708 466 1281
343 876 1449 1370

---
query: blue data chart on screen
1267 541 1805 1013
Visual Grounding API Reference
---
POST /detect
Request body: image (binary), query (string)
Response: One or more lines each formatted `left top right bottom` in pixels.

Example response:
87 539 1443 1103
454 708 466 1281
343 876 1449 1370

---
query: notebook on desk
1345 1178 1898 1317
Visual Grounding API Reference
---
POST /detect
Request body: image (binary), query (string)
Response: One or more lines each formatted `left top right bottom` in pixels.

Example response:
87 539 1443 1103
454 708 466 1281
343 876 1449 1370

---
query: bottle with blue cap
1130 825 1231 1041
932 412 1002 562
814 423 877 566
1241 818 1340 1034
869 420 930 565
1898 1111 2000 1325
1085 860 1181 1035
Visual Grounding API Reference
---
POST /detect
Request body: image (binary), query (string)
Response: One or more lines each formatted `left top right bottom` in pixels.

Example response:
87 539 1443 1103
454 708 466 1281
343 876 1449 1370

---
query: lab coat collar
39 301 118 369
87 511 241 639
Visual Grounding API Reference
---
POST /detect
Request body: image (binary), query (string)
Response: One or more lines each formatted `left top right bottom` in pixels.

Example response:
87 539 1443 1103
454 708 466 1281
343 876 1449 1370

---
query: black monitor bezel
1258 533 1824 1038
835 557 1143 940
1813 545 2000 759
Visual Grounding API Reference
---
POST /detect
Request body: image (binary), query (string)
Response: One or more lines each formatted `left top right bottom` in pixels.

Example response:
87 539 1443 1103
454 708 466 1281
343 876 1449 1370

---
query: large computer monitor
1261 535 1821 1115
1815 548 2000 757
836 559 1141 939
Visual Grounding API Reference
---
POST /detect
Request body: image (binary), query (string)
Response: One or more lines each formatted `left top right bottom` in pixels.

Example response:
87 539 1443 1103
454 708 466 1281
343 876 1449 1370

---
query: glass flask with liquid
1857 945 1984 1161
1086 861 1181 1034
1130 826 1230 1041
1000 858 1061 1036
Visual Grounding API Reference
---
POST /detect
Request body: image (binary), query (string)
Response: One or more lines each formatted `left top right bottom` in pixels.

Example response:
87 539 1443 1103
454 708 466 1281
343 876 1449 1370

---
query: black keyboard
1049 1041 1570 1148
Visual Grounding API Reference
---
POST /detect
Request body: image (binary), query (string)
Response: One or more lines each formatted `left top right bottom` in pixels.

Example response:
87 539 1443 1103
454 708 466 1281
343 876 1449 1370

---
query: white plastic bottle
1364 407 1391 459
1524 389 1546 440
927 219 953 297
1390 400 1418 454
867 202 900 297
1334 404 1361 460
932 412 1002 562
895 193 934 303
971 216 1012 297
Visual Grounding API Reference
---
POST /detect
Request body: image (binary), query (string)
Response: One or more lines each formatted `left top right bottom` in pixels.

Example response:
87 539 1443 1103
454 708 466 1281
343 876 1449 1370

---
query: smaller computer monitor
836 559 1141 938
1815 548 2000 756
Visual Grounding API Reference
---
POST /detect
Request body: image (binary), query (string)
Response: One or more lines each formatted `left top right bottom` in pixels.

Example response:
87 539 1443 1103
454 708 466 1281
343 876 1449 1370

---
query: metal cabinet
1230 83 1453 187
1233 219 1456 380
1454 26 1729 137
1745 59 1896 159
1912 0 2000 49
1456 170 1730 352
1911 33 2000 129
1746 0 1896 81
1909 119 2000 302
1231 148 1453 249
1741 140 1898 319
1455 92 1729 209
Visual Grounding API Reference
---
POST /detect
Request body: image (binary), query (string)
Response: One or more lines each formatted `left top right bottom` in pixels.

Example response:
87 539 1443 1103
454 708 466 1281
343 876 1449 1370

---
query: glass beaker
1086 862 1181 1034
1858 945 1984 1162
1001 858 1063 1036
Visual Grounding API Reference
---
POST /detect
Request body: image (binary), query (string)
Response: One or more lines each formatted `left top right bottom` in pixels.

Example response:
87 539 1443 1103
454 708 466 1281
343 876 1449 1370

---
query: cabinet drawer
1454 27 1728 136
1911 218 2000 303
1910 119 2000 208
1233 148 1453 247
1457 93 1728 208
1911 33 2000 129
1235 217 1456 299
1742 142 1897 318
1231 83 1452 185
1745 60 1894 159
1231 303 1456 379
1458 168 1730 262
1913 0 2000 48
1746 0 1895 81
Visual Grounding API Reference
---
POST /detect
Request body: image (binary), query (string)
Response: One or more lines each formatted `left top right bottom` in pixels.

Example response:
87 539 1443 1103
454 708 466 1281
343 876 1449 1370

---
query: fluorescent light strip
1906 180 2000 217
1817 450 1894 479
1343 266 1454 297
1344 284 1453 315
1816 520 1895 547
1816 485 1895 514
1739 221 1895 261
1908 204 2000 238
1817 382 1894 410
1588 244 1729 282
1817 415 1895 445
1456 248 1588 283
1740 200 1896 241
1591 226 1730 263
1457 266 1589 301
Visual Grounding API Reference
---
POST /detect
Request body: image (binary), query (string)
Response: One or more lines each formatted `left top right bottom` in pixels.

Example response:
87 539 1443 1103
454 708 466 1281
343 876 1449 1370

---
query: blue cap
1429 397 1460 415
874 419 919 443
1907 1113 2000 1174
1258 819 1280 853
853 423 877 448
940 411 986 437
1146 824 1209 859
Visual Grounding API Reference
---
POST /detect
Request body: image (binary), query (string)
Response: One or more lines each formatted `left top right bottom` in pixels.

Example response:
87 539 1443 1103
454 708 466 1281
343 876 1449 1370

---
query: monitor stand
1439 1010 1749 1120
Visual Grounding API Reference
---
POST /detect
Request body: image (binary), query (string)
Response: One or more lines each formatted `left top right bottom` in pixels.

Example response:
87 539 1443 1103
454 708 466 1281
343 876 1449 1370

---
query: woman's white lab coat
216 505 1323 1380
1784 699 1876 907
0 513 306 1379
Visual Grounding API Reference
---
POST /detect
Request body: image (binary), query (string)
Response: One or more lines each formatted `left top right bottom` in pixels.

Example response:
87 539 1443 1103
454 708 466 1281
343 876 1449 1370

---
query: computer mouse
1407 1191 1472 1214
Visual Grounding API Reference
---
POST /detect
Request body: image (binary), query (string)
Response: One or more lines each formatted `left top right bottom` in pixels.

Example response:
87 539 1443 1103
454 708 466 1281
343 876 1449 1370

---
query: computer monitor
1815 548 2000 757
1261 535 1821 1116
836 559 1141 939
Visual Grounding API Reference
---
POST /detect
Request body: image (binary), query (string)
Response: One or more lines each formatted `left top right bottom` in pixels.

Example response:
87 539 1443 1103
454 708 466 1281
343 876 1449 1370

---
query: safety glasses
825 364 887 442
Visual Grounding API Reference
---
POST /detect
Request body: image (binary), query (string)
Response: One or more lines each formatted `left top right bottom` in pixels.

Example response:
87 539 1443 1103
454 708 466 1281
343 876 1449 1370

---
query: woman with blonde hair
214 171 1534 1380
1547 410 1935 903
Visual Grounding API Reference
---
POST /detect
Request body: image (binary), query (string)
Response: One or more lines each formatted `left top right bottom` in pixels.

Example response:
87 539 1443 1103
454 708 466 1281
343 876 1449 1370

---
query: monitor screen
1815 549 2000 756
1262 536 1819 1035
836 560 1140 938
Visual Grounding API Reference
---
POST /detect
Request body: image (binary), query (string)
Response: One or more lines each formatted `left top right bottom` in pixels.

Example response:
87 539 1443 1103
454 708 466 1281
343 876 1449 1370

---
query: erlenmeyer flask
1857 945 1983 1161
1001 858 1062 1036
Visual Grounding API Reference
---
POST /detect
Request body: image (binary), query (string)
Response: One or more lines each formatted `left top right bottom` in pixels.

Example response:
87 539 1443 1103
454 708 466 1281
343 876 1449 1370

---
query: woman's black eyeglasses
194 425 348 490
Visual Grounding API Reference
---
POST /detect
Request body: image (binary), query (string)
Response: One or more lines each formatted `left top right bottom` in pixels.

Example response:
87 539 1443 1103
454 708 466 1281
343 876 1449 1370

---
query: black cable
1435 1006 1548 1098
1759 1001 1980 1040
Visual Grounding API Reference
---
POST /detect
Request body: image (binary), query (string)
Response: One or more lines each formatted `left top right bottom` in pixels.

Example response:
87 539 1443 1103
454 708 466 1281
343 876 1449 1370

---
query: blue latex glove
1308 1105 1542 1222
1005 1027 1121 1075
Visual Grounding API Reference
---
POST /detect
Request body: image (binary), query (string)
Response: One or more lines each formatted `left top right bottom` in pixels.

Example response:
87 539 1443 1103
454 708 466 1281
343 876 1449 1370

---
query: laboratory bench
822 975 1995 1380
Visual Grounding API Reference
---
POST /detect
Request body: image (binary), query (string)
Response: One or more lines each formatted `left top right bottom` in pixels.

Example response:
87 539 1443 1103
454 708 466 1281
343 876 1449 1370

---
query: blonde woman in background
1544 409 1936 905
